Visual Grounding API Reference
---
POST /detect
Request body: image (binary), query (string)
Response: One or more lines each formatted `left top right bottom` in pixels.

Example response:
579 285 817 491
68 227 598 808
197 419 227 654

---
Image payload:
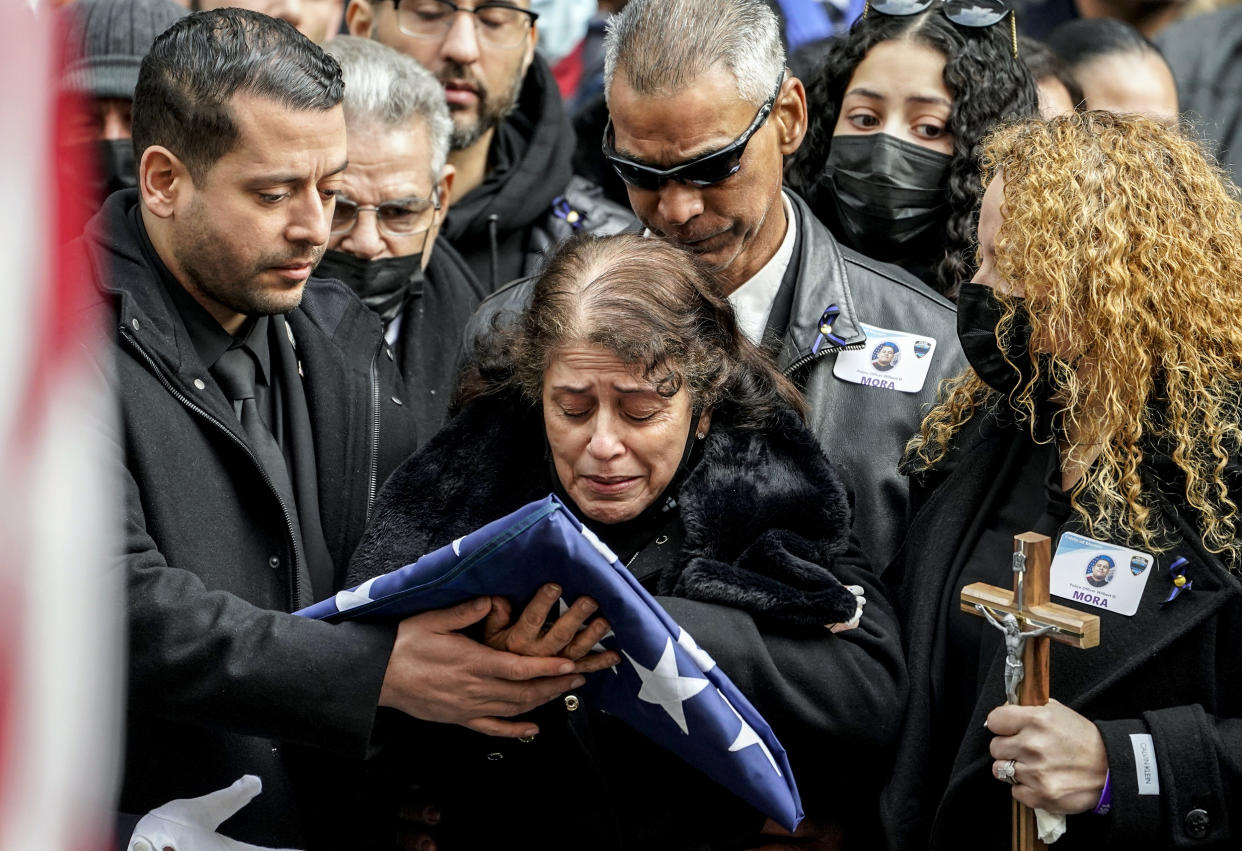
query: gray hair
602 0 785 106
324 35 452 179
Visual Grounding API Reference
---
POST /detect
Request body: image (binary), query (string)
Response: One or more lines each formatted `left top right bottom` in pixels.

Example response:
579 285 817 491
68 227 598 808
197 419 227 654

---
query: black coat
87 191 421 847
883 409 1242 850
347 392 907 849
388 236 486 445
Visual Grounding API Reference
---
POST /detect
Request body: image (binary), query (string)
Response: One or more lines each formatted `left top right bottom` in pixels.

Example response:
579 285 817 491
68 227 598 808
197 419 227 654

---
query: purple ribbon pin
811 304 846 355
1161 556 1192 605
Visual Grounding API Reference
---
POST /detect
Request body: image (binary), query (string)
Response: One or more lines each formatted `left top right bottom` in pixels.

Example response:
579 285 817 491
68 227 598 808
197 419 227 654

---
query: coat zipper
366 352 381 522
121 328 305 609
783 339 866 378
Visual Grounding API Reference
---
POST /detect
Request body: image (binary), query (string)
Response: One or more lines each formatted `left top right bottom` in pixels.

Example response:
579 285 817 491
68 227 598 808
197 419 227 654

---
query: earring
695 432 706 440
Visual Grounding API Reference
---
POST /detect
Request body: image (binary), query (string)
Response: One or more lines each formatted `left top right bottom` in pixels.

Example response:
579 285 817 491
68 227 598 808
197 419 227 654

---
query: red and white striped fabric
0 3 122 849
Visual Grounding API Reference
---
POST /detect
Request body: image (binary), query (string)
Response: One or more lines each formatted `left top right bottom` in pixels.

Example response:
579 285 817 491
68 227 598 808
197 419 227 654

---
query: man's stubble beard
174 203 322 320
444 62 524 151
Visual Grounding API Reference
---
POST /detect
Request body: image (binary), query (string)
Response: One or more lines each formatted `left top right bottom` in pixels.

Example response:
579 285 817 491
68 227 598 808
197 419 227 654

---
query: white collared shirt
727 191 796 346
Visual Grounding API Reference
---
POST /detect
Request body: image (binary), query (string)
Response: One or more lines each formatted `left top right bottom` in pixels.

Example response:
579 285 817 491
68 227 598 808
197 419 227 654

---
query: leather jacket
775 191 966 570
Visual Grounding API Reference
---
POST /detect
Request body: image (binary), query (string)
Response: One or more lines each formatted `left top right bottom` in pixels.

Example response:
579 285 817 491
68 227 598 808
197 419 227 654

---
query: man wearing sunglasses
346 0 633 291
604 5 964 841
598 0 965 572
318 36 487 443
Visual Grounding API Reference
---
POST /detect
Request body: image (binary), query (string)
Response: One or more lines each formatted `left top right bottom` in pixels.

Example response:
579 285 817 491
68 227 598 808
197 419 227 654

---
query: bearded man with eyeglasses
347 0 635 291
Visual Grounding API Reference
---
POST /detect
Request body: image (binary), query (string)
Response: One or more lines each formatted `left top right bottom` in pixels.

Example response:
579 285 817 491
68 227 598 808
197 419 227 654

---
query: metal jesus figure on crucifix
977 607 1057 705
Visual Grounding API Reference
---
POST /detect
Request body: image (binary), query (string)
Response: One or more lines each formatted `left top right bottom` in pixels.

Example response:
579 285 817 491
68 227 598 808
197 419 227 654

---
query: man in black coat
100 10 595 847
345 0 635 292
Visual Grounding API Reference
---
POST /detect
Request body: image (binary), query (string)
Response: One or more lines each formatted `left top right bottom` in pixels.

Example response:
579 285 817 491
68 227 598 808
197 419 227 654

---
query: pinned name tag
832 322 937 393
1050 531 1153 616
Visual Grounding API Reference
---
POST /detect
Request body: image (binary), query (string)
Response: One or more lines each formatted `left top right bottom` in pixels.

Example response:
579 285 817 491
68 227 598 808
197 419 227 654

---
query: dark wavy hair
785 9 1038 298
458 233 807 430
132 8 343 181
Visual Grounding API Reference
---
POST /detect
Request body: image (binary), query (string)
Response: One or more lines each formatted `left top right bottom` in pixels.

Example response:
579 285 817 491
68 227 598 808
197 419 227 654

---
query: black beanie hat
59 0 187 101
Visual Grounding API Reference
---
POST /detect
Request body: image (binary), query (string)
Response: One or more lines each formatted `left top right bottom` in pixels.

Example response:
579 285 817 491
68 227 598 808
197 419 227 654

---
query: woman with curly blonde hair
883 111 1242 850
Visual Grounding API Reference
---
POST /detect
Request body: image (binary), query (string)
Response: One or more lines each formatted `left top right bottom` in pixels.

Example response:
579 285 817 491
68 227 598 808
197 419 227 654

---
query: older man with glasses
346 0 634 291
319 35 486 444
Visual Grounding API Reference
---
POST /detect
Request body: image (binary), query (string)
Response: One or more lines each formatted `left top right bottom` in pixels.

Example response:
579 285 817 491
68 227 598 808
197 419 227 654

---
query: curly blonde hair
906 111 1242 566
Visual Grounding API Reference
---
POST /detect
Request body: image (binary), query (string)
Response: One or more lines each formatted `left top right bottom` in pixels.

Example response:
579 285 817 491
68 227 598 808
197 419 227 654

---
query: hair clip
1161 556 1192 605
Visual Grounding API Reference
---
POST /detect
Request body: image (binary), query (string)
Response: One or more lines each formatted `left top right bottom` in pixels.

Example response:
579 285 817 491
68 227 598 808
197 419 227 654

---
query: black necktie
212 346 303 542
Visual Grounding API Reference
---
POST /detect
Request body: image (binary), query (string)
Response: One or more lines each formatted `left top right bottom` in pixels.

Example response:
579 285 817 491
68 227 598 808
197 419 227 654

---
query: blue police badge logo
913 340 932 358
1085 554 1116 588
871 341 899 372
1130 555 1148 576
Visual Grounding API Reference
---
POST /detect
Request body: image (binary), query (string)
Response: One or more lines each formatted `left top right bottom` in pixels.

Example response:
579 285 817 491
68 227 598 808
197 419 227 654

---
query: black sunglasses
602 72 786 191
865 0 1017 57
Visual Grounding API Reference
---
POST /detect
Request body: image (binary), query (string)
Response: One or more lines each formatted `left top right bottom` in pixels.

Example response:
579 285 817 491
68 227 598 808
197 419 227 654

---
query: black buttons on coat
1184 808 1210 839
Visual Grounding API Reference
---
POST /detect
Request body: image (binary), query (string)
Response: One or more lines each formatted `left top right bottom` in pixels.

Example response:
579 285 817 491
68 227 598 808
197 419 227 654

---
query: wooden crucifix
960 532 1101 851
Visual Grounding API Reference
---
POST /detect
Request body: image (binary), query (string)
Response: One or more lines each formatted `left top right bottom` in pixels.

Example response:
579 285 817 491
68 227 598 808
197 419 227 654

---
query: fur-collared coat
348 391 906 850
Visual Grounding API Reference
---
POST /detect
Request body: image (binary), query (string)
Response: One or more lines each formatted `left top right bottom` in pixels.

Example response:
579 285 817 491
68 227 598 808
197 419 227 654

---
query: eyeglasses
602 73 786 191
390 0 538 49
330 192 440 238
864 0 1018 57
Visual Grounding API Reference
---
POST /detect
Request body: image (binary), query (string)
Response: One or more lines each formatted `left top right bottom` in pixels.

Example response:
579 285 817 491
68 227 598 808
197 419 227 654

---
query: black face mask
956 281 1037 397
97 138 137 195
823 133 951 263
63 138 137 208
315 250 425 324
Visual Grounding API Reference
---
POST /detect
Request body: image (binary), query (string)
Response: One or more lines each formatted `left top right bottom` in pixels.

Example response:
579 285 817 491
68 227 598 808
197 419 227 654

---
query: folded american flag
297 494 803 830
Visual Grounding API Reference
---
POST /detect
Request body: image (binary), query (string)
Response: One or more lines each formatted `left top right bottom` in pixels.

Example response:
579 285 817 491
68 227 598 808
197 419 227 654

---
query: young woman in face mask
882 111 1242 850
786 0 1038 299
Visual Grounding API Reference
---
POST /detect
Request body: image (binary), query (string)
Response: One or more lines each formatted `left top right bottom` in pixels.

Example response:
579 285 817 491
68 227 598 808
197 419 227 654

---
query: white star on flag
334 577 378 612
623 636 709 734
676 628 717 672
720 688 782 776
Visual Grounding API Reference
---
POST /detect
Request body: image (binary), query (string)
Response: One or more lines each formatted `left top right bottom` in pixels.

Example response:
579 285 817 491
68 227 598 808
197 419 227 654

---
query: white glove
127 775 301 851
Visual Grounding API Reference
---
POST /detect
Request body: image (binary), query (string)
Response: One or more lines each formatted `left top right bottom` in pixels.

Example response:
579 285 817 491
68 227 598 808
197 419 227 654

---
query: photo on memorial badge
870 341 899 371
1085 554 1115 588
